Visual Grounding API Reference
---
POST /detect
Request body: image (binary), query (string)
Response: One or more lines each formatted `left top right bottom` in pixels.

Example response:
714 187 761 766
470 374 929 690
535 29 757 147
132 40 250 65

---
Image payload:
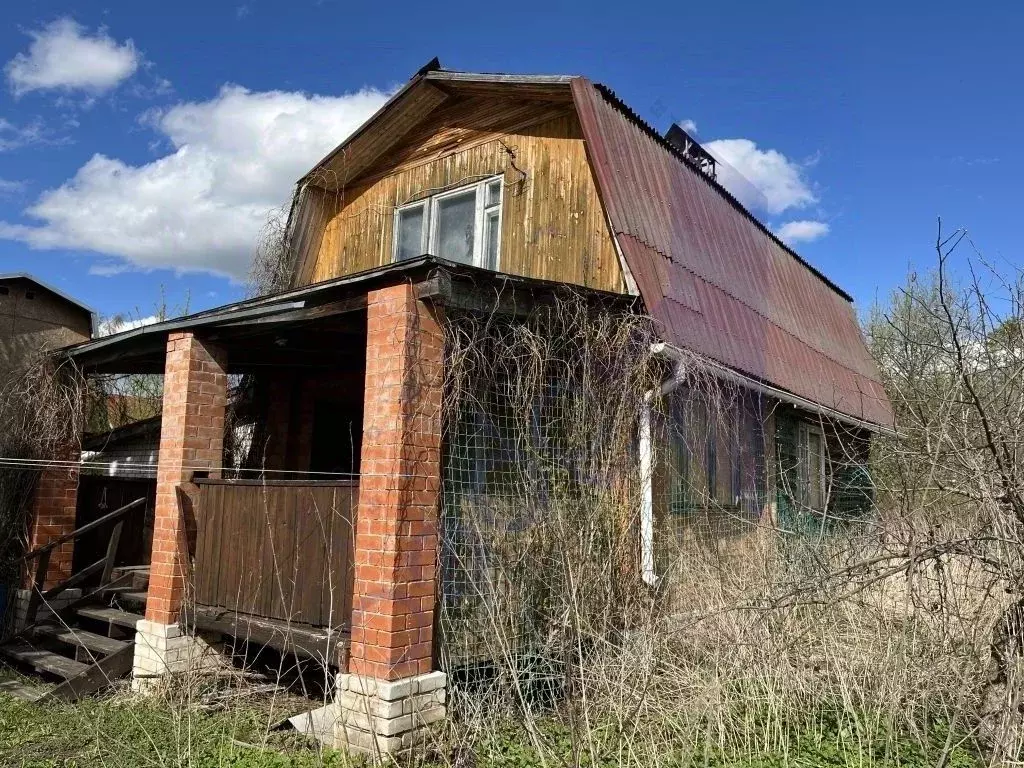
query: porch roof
64 256 633 375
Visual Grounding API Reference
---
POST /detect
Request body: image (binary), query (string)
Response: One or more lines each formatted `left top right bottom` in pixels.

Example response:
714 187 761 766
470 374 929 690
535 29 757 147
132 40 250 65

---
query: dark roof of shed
570 78 893 428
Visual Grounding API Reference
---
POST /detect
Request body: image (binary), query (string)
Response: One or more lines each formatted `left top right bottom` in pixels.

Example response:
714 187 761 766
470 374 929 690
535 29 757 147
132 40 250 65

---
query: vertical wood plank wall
302 99 626 294
193 481 357 629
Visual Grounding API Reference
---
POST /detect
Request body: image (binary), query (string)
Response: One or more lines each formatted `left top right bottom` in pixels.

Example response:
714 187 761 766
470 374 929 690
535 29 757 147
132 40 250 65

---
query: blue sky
0 1 1018 326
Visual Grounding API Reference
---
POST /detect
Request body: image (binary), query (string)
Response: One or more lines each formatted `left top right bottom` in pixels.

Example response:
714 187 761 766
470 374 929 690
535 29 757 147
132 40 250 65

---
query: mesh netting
438 296 658 672
436 295 876 674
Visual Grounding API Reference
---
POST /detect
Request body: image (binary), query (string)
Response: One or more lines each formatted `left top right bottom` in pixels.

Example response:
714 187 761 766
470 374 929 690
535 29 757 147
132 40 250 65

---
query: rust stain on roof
571 78 892 428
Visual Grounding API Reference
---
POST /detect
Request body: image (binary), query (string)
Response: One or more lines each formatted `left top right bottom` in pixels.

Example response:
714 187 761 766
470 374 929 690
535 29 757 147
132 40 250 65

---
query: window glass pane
483 209 500 269
395 205 424 262
435 190 476 264
486 179 501 208
807 431 823 509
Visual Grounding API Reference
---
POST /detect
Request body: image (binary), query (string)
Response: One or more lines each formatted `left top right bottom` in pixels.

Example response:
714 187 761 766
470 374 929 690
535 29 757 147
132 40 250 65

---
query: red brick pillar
348 283 443 681
27 448 79 589
146 332 227 626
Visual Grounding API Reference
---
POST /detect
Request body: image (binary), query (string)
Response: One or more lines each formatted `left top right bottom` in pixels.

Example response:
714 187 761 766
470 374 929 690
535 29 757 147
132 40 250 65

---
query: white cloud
776 219 830 244
704 138 817 215
0 84 389 279
98 314 160 336
0 117 57 151
0 178 26 197
5 18 140 96
678 119 698 135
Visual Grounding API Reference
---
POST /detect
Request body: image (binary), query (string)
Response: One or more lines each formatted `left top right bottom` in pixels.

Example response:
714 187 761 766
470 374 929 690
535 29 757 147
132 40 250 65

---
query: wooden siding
193 480 356 629
300 97 625 293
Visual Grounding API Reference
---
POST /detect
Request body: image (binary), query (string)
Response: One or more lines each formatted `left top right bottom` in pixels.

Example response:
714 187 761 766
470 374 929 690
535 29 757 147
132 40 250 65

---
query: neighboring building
0 274 95 377
11 63 892 751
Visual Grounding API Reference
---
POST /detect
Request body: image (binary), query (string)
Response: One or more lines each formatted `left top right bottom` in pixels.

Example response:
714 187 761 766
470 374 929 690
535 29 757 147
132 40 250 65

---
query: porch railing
20 497 146 630
192 479 357 630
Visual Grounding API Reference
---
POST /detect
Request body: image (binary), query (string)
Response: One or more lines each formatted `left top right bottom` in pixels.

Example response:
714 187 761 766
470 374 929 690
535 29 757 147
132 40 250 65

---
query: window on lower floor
797 423 826 511
664 389 766 516
394 177 503 269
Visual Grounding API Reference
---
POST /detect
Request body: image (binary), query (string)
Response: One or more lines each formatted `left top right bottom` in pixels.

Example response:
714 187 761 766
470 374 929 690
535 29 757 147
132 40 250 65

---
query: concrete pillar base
334 671 447 756
131 619 225 691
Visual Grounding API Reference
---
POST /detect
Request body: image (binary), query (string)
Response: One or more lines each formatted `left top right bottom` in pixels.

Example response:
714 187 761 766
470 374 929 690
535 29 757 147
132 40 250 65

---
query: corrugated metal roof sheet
571 78 893 429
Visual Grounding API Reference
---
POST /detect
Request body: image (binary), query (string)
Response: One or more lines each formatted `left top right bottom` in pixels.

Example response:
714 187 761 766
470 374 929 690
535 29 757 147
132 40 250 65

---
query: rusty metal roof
571 78 893 429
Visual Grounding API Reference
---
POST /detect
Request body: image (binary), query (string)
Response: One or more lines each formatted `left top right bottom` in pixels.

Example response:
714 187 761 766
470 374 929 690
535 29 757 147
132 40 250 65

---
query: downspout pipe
639 342 687 587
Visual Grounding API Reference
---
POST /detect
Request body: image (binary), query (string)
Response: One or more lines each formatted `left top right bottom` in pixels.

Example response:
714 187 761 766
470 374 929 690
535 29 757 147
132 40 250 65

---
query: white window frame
393 176 503 269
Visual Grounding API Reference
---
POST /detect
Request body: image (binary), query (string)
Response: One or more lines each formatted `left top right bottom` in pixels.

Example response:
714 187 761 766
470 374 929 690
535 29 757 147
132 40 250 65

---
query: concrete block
333 670 447 756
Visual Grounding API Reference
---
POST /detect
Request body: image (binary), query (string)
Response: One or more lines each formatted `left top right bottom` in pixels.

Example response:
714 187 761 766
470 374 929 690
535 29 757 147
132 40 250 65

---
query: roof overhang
654 342 896 436
299 62 574 192
64 256 633 374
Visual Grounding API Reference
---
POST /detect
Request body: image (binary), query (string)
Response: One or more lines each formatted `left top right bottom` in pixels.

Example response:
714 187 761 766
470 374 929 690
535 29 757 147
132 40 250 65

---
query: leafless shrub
0 353 85 593
430 254 1017 766
248 201 296 298
865 222 1024 763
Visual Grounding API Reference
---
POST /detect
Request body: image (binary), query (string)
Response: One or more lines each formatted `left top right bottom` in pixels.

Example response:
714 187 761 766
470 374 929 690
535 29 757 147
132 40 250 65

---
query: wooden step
110 566 150 591
1 640 90 680
33 625 130 656
112 591 147 609
76 607 145 630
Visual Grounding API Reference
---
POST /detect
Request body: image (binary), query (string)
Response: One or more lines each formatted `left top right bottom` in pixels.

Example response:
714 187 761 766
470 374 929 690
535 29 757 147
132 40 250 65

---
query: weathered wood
99 519 125 586
17 571 134 637
40 643 135 702
1 640 90 679
22 498 145 562
301 100 625 294
40 557 106 602
24 550 50 627
75 606 144 630
33 626 130 657
190 606 350 668
193 481 357 629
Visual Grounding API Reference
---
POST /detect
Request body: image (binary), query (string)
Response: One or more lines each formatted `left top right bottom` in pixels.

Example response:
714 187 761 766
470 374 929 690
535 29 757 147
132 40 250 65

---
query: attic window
0 286 8 296
394 177 502 269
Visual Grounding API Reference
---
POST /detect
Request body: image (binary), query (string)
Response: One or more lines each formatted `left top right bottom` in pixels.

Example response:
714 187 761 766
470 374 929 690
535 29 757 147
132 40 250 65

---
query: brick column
146 332 227 626
26 447 79 589
338 282 446 754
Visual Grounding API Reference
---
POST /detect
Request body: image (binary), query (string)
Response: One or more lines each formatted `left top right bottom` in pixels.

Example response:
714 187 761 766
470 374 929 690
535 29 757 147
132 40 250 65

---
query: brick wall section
27 448 79 588
349 283 444 681
146 332 227 626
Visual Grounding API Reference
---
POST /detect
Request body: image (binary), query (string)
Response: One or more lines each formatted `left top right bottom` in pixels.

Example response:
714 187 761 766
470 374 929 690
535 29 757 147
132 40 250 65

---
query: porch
25 259 453 716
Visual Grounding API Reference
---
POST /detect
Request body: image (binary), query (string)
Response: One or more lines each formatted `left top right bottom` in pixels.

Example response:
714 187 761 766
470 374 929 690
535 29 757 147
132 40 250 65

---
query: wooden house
3 62 891 753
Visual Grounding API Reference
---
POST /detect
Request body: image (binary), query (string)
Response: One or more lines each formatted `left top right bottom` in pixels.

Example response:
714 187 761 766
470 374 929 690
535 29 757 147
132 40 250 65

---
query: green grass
0 684 352 768
444 712 984 768
0 683 986 768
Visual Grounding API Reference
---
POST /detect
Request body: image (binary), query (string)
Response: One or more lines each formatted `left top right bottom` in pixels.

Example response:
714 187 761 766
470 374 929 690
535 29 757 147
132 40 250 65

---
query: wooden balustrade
192 480 357 630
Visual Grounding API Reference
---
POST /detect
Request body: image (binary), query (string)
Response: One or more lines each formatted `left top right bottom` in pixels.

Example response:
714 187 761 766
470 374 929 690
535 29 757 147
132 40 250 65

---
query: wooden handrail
21 497 146 563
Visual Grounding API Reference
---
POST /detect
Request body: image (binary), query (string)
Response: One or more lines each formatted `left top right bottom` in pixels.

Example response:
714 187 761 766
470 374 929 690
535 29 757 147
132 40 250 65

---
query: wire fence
438 295 659 673
436 296 878 675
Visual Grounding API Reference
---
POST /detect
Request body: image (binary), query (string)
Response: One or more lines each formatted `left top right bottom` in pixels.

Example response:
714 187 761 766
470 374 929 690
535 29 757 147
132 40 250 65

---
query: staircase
1 569 149 702
0 499 149 702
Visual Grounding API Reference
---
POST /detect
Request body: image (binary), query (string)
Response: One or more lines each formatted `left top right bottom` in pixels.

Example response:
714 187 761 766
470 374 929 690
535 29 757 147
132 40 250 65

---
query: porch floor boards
190 605 350 670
